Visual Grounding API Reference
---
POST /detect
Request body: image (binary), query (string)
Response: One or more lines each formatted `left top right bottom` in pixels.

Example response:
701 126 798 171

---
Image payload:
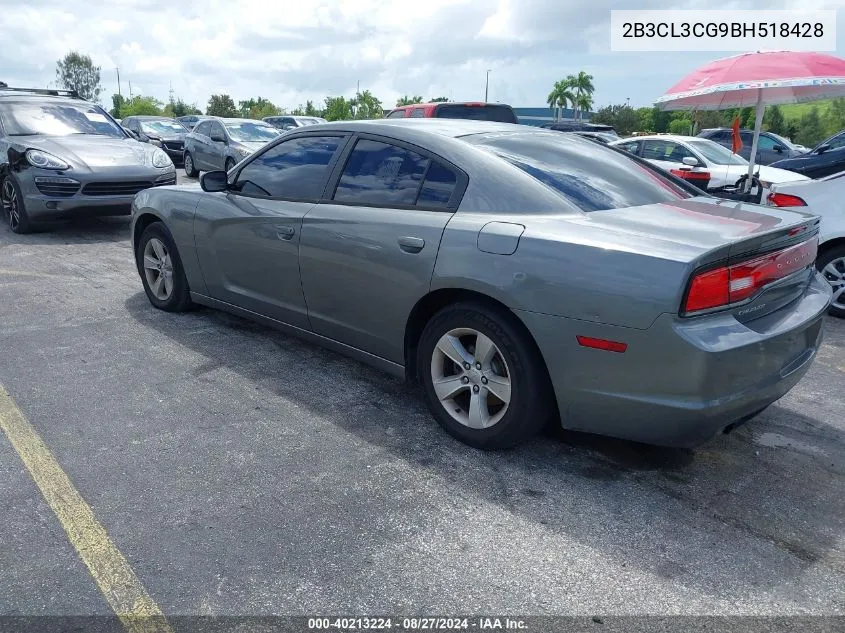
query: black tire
817 244 845 319
183 151 198 177
225 157 236 172
417 302 553 450
135 222 193 312
1 175 35 234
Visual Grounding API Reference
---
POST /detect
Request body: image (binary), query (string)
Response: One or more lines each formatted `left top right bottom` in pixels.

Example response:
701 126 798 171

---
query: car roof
0 92 90 106
210 117 275 124
295 118 520 138
612 134 691 143
392 101 512 111
133 115 177 120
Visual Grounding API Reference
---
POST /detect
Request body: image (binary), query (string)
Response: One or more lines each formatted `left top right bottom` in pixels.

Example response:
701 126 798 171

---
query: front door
193 133 350 328
299 135 463 364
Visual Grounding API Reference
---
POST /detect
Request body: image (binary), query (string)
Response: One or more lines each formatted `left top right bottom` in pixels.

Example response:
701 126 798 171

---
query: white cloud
1 0 842 113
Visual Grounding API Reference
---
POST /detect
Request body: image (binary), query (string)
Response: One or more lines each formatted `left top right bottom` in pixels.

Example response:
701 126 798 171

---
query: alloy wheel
1 179 20 231
185 154 193 176
822 256 845 310
142 237 174 301
430 327 512 429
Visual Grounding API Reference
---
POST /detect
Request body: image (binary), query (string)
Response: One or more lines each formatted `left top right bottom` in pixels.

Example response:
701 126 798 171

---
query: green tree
668 118 693 135
110 94 126 118
206 94 238 117
429 96 449 102
55 51 102 101
796 107 825 147
822 98 845 137
351 90 383 119
693 110 727 132
238 97 280 119
590 104 639 136
763 105 785 135
304 100 321 116
569 71 595 120
651 107 672 133
323 96 353 121
119 95 163 117
547 79 575 120
396 95 423 107
635 107 654 133
163 98 202 118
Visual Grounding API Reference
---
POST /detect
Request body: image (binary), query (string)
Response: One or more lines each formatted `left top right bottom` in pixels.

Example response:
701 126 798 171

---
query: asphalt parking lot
1 172 844 620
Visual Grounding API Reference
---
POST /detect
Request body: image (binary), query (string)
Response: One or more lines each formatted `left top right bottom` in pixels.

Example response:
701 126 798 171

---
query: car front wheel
818 244 845 318
1 176 34 234
136 222 193 312
417 302 552 449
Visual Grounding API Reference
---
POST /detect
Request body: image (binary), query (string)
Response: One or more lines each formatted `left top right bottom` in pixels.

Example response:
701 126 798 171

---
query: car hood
770 153 823 169
23 135 157 168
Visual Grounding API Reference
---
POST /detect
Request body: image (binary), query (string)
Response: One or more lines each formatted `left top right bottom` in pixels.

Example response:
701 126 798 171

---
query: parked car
386 102 519 123
122 116 188 165
697 127 805 165
130 120 830 450
0 85 176 234
611 134 808 200
182 117 280 176
263 115 328 130
176 115 208 131
572 130 617 144
765 172 845 318
769 130 845 179
542 120 619 140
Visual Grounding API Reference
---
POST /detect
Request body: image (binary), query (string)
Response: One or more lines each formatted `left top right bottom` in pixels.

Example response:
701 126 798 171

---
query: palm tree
576 93 593 120
547 79 575 120
396 95 423 107
569 71 595 120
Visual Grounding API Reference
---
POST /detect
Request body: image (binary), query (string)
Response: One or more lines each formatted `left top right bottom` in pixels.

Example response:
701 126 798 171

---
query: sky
1 0 844 113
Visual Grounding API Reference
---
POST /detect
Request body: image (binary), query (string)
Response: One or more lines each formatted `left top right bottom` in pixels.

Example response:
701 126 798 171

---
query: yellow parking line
0 386 172 633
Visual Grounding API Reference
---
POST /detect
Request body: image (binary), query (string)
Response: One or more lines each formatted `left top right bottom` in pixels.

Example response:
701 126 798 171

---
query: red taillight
576 336 628 353
683 237 818 314
767 192 807 207
669 168 710 181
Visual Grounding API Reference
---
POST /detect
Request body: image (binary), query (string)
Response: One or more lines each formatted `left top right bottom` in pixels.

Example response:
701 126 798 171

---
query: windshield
0 100 125 137
464 132 693 212
140 119 187 135
225 122 280 143
687 140 747 166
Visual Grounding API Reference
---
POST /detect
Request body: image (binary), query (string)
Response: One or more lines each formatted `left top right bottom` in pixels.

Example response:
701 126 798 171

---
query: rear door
193 132 350 327
298 135 467 363
206 121 229 171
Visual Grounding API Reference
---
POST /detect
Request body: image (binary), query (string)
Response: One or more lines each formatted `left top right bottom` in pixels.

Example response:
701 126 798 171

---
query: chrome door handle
275 225 295 240
398 236 425 253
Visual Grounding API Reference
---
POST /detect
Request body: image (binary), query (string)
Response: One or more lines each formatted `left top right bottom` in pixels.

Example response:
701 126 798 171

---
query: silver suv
0 85 176 234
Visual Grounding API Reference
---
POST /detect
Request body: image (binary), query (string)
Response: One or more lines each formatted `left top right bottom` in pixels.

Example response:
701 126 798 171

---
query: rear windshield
463 132 695 212
434 104 518 124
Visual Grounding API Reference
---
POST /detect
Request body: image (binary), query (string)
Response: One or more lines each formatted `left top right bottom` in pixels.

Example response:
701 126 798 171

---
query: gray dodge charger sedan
130 120 832 450
0 86 176 234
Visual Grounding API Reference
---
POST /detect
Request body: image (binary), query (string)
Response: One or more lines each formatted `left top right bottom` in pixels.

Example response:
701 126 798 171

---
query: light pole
485 69 491 102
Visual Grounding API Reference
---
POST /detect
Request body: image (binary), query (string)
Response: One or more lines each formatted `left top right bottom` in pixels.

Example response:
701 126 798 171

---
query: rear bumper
518 271 832 447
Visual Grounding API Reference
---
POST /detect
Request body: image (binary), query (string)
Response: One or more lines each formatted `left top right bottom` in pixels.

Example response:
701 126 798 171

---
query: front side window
642 140 695 163
464 131 693 212
410 109 426 118
233 135 344 199
0 100 125 137
756 135 779 150
193 121 211 136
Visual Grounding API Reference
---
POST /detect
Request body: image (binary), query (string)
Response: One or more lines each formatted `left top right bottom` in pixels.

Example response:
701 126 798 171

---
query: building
513 107 595 127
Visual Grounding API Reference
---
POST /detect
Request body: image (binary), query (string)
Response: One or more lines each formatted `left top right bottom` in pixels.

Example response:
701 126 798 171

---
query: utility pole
128 80 133 99
485 69 491 102
169 81 174 104
116 67 122 98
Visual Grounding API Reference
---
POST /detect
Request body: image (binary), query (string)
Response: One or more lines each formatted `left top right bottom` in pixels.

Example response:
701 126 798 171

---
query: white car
766 172 845 318
611 134 809 198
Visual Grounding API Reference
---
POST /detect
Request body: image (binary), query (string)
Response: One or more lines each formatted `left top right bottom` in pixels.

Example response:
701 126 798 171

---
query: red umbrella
655 51 845 191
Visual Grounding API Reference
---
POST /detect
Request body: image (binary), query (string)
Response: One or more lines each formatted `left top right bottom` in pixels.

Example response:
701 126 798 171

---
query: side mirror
200 171 229 193
773 144 786 153
682 156 699 166
816 143 831 154
210 132 227 143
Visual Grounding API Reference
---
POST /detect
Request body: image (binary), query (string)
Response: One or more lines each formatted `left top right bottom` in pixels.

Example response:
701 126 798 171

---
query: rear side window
333 139 457 208
386 110 406 118
464 132 693 212
434 104 518 123
410 108 426 118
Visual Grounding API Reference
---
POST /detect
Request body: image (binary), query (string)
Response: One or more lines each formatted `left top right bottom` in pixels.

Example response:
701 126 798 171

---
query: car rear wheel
184 152 198 177
417 302 552 449
136 222 193 312
818 244 845 318
1 176 34 234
